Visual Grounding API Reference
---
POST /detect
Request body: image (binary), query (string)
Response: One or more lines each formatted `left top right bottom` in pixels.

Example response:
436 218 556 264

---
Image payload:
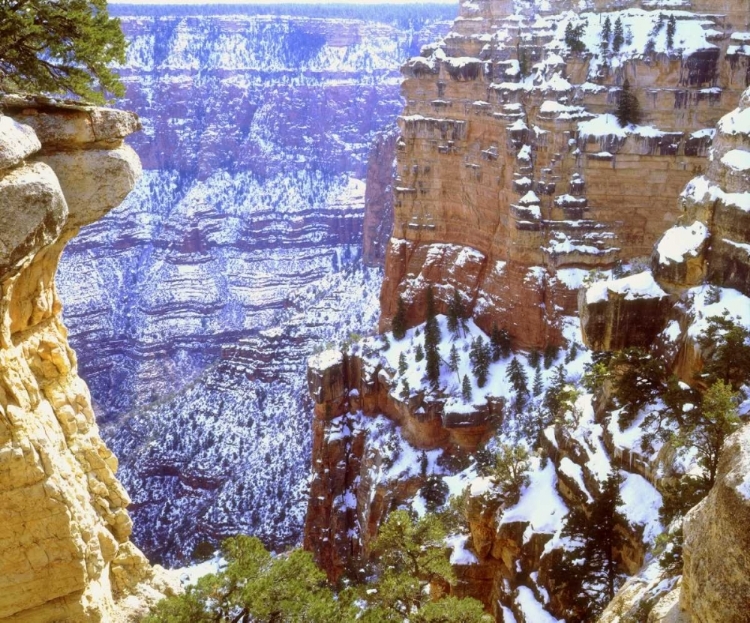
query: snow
656 221 709 265
578 114 627 138
586 272 667 304
515 586 563 623
559 457 593 502
555 268 589 290
169 556 223 586
619 471 663 544
499 605 518 623
718 105 750 136
308 349 344 372
686 286 750 341
519 190 541 204
737 473 750 501
721 149 750 172
446 534 479 565
501 459 568 543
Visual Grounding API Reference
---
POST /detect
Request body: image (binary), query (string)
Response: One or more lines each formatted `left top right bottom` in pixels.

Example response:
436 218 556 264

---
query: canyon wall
55 6 452 564
379 0 750 349
0 98 170 622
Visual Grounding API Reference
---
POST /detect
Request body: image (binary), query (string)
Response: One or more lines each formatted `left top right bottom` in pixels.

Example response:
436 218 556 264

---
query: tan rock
1 96 141 148
0 116 40 171
38 145 142 230
681 423 750 623
0 102 160 622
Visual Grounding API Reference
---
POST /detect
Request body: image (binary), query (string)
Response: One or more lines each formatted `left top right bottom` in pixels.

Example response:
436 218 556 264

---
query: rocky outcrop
363 132 397 266
380 0 750 349
681 422 750 623
580 84 750 371
0 98 172 622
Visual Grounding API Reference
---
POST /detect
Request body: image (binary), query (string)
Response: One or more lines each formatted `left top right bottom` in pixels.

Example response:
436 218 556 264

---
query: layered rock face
580 86 750 622
56 5 452 564
0 98 169 622
380 0 750 349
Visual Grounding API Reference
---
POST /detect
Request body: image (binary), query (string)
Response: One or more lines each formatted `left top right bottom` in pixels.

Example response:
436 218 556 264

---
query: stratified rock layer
0 98 170 622
381 0 750 348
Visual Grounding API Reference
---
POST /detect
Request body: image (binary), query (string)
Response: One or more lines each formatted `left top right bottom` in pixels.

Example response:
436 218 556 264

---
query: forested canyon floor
56 4 452 565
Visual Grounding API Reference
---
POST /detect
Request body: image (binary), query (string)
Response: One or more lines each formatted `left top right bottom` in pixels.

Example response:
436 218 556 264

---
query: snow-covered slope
55 5 451 565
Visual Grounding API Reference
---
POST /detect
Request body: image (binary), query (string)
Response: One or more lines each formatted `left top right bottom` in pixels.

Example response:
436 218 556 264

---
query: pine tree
506 356 529 396
400 379 411 400
543 345 558 369
601 16 611 51
426 344 440 390
667 15 676 48
550 471 628 621
398 352 408 376
470 337 491 388
616 78 640 127
533 368 543 396
528 350 541 370
613 17 624 52
447 289 464 336
424 286 441 390
449 344 460 373
462 374 472 402
392 296 407 340
491 324 511 361
415 344 425 362
696 313 750 390
0 0 126 103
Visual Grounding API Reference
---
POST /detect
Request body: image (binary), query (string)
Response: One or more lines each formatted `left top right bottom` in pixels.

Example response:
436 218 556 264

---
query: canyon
55 4 452 565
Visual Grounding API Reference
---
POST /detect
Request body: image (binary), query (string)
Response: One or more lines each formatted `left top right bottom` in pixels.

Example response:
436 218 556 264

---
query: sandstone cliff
0 97 171 622
379 0 749 349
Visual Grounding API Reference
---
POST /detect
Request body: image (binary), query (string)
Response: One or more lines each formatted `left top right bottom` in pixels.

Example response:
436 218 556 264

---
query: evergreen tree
447 289 464 336
420 475 449 513
449 344 460 373
565 22 586 53
506 356 529 396
667 15 676 48
400 379 411 400
415 344 424 362
398 352 407 376
610 347 666 429
533 368 543 397
616 78 640 127
696 313 750 390
543 345 559 369
601 15 611 50
550 471 628 621
462 374 472 402
682 380 741 488
528 349 541 370
470 337 491 388
0 0 126 103
612 17 624 52
392 296 407 340
424 287 441 390
491 324 511 361
426 344 441 390
490 444 530 504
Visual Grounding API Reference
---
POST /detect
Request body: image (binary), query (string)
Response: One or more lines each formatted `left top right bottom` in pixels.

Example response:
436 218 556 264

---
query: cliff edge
0 96 172 622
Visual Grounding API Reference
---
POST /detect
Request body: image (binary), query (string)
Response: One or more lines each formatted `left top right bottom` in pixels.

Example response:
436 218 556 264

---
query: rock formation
305 0 750 620
379 0 749 349
0 97 172 622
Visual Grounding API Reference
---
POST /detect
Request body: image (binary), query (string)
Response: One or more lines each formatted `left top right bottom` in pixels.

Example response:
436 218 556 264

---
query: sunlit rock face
56 5 452 565
0 98 175 623
379 0 750 350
